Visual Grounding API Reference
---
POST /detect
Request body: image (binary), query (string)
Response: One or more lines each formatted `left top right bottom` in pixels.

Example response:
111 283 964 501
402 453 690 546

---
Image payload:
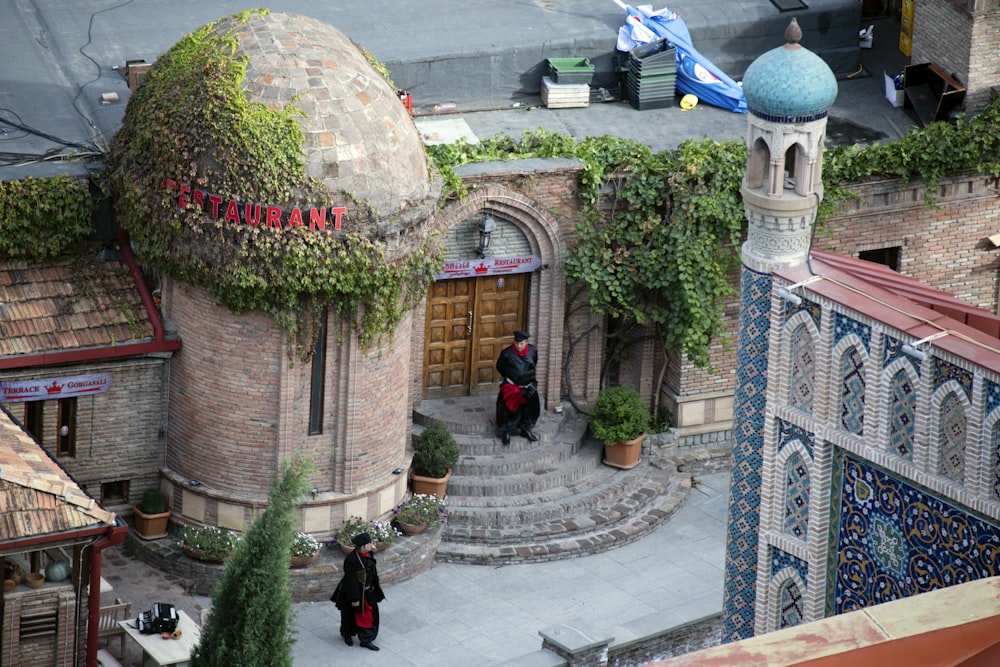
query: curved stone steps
447 447 602 496
443 453 665 527
454 437 585 477
436 465 692 565
412 395 685 564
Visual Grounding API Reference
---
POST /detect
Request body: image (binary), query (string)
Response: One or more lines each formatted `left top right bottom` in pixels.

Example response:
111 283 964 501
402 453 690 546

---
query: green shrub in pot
588 386 651 444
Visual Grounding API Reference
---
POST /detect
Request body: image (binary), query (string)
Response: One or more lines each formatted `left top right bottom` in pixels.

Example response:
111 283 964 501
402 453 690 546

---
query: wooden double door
424 273 529 398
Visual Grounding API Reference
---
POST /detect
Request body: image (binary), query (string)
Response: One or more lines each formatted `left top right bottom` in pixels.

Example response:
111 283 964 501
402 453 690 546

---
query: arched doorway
423 272 529 398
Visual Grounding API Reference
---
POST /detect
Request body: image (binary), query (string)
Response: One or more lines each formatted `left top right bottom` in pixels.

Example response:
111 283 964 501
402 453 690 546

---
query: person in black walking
495 330 540 445
335 532 385 651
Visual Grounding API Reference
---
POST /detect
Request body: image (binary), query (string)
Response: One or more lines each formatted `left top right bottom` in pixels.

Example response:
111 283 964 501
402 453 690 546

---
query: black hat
352 532 372 547
514 330 530 342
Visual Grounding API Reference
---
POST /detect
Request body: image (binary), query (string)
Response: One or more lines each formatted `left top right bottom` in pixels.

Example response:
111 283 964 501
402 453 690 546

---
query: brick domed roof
222 11 432 216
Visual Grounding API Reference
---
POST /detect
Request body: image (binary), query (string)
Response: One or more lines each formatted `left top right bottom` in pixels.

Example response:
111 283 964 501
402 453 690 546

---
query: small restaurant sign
436 255 541 279
165 179 347 231
1 373 113 403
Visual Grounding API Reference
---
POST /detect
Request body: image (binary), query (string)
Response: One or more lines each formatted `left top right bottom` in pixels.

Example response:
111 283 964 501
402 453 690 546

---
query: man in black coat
495 330 540 445
334 532 386 651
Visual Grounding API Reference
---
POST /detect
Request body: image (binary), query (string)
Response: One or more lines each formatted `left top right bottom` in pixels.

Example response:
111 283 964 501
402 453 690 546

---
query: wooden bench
97 597 132 662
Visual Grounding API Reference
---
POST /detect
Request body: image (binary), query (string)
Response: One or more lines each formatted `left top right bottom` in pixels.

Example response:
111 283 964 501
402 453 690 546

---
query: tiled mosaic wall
721 266 772 642
826 450 1000 614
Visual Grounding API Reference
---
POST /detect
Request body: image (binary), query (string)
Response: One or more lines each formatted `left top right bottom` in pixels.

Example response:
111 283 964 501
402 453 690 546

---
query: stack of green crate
546 58 595 85
626 40 676 111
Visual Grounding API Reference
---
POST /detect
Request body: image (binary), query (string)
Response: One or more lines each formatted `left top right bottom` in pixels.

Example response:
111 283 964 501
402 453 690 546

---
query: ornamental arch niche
418 185 564 406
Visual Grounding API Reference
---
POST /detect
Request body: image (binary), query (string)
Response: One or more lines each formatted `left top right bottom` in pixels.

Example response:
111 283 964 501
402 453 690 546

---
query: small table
120 609 201 667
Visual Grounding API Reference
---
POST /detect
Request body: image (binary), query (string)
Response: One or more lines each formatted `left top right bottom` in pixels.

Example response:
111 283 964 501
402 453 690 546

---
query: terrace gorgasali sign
165 179 347 231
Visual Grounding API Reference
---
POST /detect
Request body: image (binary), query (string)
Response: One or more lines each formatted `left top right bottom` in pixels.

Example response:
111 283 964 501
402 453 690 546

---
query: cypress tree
190 456 313 666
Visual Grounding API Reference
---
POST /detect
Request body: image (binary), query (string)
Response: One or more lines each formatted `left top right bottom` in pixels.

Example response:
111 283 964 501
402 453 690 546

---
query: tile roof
0 406 115 542
0 250 154 359
775 250 1000 374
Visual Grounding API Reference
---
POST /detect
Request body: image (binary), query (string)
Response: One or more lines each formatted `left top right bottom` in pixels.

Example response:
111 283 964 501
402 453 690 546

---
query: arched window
783 451 810 539
789 324 815 413
840 347 865 435
888 369 916 461
938 392 967 483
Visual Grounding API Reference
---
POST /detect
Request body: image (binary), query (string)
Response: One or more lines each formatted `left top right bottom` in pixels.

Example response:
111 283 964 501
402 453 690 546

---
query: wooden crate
540 76 589 109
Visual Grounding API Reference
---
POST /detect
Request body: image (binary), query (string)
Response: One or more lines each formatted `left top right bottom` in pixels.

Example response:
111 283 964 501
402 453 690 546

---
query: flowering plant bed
333 516 399 551
290 531 320 558
391 494 446 528
181 525 240 563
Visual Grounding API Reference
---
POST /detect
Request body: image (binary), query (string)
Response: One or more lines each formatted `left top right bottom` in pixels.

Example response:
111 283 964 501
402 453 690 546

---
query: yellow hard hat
680 94 698 110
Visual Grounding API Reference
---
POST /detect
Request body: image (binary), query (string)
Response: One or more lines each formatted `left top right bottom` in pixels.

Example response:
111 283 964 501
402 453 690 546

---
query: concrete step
454 436 585 477
447 446 602 497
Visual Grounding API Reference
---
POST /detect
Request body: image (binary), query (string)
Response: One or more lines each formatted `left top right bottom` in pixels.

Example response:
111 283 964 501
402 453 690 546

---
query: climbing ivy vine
0 174 93 261
106 9 442 354
428 91 1000 394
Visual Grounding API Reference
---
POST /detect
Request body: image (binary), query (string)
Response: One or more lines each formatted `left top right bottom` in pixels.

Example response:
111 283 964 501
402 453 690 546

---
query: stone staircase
412 395 691 565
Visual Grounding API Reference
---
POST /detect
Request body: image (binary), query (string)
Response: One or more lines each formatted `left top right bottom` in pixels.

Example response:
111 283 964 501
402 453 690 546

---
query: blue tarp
616 3 747 113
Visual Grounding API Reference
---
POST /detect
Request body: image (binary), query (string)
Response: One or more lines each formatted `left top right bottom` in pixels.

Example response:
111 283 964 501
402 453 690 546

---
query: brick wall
911 0 1000 113
165 283 284 496
2 358 167 511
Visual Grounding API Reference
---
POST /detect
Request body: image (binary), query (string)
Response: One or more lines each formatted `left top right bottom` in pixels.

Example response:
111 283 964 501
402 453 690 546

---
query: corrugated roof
0 406 115 542
0 250 154 359
775 251 1000 374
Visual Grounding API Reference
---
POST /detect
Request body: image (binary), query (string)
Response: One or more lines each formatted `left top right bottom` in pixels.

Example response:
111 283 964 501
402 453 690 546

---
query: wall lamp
901 331 950 361
476 215 496 258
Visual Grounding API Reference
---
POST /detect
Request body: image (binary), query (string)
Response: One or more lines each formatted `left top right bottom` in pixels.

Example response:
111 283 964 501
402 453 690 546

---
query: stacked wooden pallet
540 76 590 109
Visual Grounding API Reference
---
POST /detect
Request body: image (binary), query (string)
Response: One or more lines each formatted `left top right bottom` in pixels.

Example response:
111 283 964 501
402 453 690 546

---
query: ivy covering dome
107 9 443 349
741 19 838 123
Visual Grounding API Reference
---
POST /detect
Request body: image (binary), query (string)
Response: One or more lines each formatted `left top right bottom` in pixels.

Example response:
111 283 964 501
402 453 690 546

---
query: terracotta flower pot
289 552 319 568
409 469 452 498
603 432 646 470
398 522 429 536
181 546 226 565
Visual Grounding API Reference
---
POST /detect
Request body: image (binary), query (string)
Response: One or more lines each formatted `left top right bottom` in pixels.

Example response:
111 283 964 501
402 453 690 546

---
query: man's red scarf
500 382 526 411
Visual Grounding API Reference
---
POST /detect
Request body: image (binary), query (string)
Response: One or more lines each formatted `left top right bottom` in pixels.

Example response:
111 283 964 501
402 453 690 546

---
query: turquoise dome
742 19 837 122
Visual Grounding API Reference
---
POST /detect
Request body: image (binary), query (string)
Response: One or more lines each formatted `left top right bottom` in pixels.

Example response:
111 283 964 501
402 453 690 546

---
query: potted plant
133 487 171 540
588 386 651 469
333 516 400 554
410 420 460 497
289 531 321 568
391 494 447 535
180 525 240 563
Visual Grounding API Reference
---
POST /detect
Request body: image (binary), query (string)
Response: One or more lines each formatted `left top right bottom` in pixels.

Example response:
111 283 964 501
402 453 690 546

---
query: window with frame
101 480 129 506
57 397 77 457
308 312 328 435
24 401 43 441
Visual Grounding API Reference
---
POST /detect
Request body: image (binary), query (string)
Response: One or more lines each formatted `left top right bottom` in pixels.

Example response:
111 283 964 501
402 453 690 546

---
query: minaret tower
720 18 837 642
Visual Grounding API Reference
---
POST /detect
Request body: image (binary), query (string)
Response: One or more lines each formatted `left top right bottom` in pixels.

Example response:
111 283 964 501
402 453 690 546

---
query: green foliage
588 386 651 444
190 456 314 667
428 130 744 371
391 493 447 527
106 10 442 353
0 175 94 261
138 487 169 514
411 420 460 478
823 92 1000 206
